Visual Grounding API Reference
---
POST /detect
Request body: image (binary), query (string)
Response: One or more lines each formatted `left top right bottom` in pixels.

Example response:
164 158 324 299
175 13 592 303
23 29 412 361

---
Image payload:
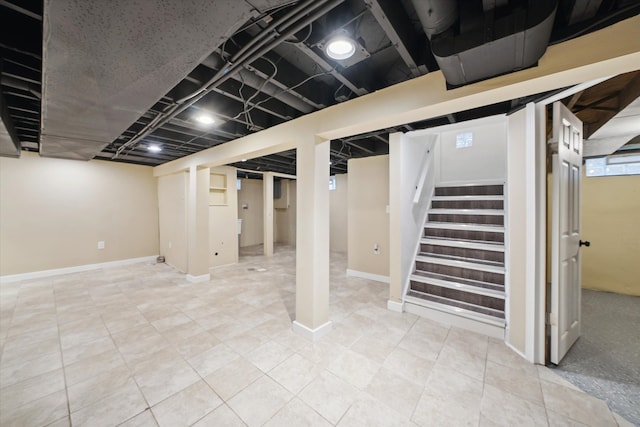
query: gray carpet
549 289 640 426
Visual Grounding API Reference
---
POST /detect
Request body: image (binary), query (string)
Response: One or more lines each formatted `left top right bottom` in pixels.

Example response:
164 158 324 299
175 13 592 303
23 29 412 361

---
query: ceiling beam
363 0 425 77
293 43 368 96
153 15 640 176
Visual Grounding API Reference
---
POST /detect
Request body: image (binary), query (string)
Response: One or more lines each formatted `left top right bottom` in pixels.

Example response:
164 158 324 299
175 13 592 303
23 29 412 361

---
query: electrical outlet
97 241 105 250
373 243 380 255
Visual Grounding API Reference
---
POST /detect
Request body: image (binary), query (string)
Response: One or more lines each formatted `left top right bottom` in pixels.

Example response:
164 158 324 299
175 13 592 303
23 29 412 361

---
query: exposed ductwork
413 0 558 87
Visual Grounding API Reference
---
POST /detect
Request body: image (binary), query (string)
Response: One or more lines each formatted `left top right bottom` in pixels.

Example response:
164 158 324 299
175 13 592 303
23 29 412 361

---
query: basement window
329 176 336 191
585 155 640 177
456 132 473 149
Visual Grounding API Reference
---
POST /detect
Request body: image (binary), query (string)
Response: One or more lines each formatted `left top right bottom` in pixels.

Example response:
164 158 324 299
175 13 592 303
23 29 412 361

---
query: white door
550 101 584 365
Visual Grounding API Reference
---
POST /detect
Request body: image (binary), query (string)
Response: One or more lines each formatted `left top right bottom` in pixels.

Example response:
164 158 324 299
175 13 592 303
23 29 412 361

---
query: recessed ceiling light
325 34 356 60
241 159 247 162
147 144 162 153
194 113 215 126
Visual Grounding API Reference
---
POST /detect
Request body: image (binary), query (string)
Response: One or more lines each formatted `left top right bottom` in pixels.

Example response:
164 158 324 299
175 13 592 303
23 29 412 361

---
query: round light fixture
325 34 356 60
147 144 162 153
194 113 215 126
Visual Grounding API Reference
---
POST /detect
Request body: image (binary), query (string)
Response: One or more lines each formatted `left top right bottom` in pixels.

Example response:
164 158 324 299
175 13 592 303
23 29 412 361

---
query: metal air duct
413 0 558 87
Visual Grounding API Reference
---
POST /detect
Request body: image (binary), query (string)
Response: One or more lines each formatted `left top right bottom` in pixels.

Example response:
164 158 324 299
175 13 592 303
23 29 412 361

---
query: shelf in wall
209 172 228 206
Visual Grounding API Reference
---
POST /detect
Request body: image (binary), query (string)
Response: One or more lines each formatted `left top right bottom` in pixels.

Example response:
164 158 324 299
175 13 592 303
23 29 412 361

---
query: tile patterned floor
0 247 634 426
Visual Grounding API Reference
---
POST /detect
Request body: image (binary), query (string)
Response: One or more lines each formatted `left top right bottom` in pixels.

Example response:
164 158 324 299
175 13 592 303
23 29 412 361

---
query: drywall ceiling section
39 0 267 160
584 97 640 157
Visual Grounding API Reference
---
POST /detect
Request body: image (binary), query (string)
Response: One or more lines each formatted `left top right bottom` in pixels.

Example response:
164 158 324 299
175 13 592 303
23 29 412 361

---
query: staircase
405 184 506 338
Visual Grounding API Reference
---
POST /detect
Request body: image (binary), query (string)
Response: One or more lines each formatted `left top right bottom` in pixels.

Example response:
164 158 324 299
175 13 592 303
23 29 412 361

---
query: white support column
186 166 210 282
293 135 332 340
263 172 274 257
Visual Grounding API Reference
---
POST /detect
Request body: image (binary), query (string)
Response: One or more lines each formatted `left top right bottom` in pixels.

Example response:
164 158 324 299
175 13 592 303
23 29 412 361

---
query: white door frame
526 76 613 364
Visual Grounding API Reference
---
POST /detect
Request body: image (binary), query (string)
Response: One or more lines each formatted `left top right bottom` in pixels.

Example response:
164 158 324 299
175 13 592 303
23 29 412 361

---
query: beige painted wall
330 174 348 253
348 156 390 277
275 179 296 245
1 152 159 276
209 166 238 268
582 173 640 296
158 171 188 272
237 178 264 247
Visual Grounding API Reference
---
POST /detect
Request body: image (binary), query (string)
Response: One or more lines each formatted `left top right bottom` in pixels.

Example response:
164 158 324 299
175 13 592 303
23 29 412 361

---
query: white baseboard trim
387 300 404 313
505 340 530 363
292 320 333 341
346 269 390 284
186 273 211 283
0 256 159 284
405 301 505 339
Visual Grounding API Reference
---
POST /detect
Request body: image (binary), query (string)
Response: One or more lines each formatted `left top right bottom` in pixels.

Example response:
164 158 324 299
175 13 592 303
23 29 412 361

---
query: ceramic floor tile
204 356 263 401
135 358 201 406
64 348 126 386
151 380 222 427
327 349 381 389
187 343 240 377
151 313 193 332
268 352 323 394
337 391 415 427
0 350 62 387
264 398 332 427
61 335 117 366
227 375 293 427
224 330 270 355
103 312 149 335
434 344 486 382
383 347 434 387
545 409 589 427
484 360 544 406
246 340 293 373
192 403 245 427
350 334 397 364
365 367 422 419
298 371 359 425
118 409 159 427
445 327 489 357
0 389 68 427
70 378 147 427
541 380 617 427
0 336 60 367
480 384 548 427
67 365 132 413
412 366 483 427
0 368 65 413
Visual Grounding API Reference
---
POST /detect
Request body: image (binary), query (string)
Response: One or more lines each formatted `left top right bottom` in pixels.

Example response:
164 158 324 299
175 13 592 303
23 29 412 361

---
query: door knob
579 240 591 247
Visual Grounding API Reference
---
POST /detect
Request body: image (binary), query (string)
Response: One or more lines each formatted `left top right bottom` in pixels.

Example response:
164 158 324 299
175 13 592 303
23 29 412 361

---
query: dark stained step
428 213 504 226
409 281 505 311
415 261 504 285
424 227 504 243
432 199 504 210
412 270 505 292
435 185 503 197
406 290 505 319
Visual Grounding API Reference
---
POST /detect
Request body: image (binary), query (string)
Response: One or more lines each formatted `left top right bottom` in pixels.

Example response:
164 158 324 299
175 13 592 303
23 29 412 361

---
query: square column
263 172 274 256
187 166 210 282
293 136 332 340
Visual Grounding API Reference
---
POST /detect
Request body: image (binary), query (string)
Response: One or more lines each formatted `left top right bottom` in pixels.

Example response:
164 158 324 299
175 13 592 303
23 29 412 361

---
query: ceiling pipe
201 53 315 113
114 0 346 159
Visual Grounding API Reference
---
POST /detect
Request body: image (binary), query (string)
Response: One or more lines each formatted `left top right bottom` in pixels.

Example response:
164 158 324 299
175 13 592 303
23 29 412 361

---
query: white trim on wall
346 269 390 284
186 273 211 283
292 320 333 341
0 256 159 284
387 300 404 313
525 102 537 363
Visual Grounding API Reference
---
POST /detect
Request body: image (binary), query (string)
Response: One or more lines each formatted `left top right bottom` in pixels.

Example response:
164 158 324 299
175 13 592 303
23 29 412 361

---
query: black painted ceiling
1 0 638 175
